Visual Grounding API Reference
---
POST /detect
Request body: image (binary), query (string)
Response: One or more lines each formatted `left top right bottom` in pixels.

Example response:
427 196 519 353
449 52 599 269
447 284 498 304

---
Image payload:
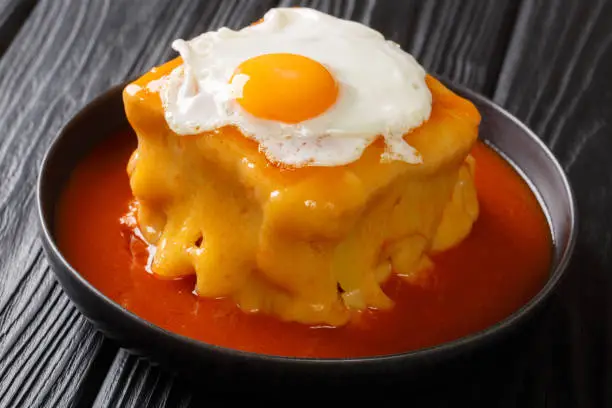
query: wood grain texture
0 0 609 407
0 254 109 407
494 1 612 407
0 0 38 57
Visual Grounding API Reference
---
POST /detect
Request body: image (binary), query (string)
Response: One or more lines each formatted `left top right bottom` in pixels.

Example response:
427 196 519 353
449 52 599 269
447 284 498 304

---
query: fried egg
160 7 432 167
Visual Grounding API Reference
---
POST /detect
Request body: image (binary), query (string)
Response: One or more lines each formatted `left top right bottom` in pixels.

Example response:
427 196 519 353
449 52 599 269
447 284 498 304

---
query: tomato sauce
55 131 552 358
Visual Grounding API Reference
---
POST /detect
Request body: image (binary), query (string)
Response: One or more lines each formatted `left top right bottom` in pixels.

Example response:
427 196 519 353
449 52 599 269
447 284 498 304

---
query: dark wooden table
1 0 611 406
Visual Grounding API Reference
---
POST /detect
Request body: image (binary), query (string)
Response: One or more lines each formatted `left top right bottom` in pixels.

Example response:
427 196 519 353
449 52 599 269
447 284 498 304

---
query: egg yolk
232 53 338 124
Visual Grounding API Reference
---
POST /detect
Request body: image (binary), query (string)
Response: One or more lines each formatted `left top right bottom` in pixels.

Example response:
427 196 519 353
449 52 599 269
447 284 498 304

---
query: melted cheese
122 58 481 325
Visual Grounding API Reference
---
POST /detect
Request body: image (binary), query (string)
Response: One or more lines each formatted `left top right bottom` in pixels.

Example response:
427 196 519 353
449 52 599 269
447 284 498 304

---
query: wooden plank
0 0 519 406
493 0 612 407
0 0 39 57
0 253 112 407
93 351 193 408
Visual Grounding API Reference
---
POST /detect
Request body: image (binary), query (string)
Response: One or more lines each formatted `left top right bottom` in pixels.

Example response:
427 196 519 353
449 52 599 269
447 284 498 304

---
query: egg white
160 7 432 167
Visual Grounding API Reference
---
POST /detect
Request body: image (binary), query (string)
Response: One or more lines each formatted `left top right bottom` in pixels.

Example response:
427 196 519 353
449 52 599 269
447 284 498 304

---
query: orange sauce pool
55 131 552 358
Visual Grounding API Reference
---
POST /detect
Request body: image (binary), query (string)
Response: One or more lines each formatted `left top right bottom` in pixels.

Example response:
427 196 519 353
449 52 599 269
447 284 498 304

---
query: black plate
37 81 577 393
